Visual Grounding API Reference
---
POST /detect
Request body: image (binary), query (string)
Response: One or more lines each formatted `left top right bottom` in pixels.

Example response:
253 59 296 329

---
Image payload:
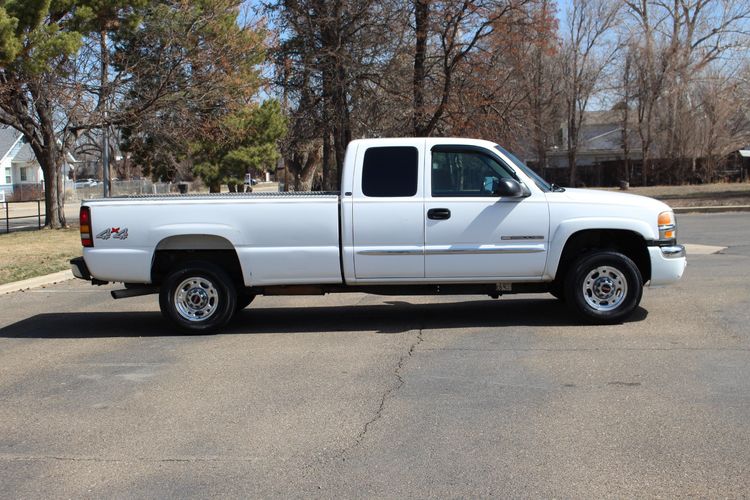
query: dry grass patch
0 228 82 285
603 182 750 198
601 182 750 207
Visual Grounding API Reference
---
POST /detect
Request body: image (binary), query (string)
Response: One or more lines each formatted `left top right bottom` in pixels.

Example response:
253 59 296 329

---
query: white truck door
352 143 425 279
424 145 549 279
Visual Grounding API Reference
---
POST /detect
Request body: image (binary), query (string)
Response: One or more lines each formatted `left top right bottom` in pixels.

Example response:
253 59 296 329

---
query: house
537 110 643 187
533 110 749 186
0 126 75 200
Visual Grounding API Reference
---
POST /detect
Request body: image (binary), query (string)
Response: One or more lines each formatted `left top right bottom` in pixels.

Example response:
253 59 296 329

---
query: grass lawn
604 182 750 199
600 182 750 207
0 228 82 285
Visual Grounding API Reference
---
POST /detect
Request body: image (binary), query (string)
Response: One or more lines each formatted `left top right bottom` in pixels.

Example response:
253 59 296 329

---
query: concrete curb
673 205 750 214
0 270 75 295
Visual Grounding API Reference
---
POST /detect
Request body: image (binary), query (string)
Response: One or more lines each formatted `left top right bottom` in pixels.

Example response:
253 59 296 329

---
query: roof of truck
349 137 500 149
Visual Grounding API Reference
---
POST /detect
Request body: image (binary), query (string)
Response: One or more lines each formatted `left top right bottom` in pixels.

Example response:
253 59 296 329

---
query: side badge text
96 227 129 240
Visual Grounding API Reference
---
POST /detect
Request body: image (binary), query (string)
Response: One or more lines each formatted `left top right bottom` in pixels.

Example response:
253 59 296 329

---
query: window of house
362 146 419 197
4 168 10 184
20 167 28 182
431 149 515 197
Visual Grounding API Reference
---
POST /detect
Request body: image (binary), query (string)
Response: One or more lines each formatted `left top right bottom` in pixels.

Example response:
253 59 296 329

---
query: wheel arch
151 234 245 286
551 228 651 285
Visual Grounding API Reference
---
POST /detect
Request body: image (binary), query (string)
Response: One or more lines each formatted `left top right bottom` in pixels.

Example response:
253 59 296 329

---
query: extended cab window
431 149 515 197
362 147 418 197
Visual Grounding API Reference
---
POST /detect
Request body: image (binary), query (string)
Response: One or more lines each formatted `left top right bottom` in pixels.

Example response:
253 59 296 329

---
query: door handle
427 208 451 220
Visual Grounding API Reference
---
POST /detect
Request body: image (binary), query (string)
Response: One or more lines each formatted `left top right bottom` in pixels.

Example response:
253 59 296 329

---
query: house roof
13 143 36 162
0 126 22 159
0 127 76 165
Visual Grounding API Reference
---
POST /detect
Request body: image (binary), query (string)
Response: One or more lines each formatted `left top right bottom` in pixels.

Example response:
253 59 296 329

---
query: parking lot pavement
1 213 749 497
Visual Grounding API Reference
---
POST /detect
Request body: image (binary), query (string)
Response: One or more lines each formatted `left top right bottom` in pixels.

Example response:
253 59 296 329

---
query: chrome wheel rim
582 265 628 312
174 277 219 322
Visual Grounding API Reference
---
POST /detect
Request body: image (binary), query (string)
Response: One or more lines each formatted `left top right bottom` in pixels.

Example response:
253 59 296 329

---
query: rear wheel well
556 229 650 285
151 249 244 288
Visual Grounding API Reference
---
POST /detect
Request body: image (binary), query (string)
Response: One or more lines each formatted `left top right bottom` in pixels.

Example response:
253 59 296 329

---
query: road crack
343 328 424 456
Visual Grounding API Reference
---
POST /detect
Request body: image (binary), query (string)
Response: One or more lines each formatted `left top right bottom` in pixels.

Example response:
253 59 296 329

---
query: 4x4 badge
96 227 128 240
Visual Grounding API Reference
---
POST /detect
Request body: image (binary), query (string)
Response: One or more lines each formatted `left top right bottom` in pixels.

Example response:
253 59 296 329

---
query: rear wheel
159 262 236 333
565 251 643 324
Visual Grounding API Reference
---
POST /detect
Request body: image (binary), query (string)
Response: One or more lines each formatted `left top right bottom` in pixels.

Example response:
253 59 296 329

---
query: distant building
534 110 642 187
531 111 748 186
0 127 76 200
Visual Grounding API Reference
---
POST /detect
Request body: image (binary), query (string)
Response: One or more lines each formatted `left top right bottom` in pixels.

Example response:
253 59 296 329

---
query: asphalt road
0 213 748 497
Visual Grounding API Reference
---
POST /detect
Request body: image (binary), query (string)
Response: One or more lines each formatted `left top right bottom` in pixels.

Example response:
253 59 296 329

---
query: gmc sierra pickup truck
70 138 686 332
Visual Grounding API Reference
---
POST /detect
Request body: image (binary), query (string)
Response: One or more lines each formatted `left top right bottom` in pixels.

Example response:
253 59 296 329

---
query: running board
111 286 159 299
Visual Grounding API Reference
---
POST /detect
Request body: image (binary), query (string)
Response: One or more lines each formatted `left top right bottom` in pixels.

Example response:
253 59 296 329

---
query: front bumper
70 257 91 280
648 244 687 286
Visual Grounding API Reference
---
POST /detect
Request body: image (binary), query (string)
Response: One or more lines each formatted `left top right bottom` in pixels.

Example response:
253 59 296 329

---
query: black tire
235 291 256 314
159 261 236 333
564 251 643 324
549 281 566 301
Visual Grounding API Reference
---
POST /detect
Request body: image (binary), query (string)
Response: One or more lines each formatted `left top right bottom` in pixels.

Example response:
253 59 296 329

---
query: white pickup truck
70 138 686 332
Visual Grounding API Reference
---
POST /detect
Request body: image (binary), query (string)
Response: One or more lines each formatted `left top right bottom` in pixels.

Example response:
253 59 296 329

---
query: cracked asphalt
1 213 749 497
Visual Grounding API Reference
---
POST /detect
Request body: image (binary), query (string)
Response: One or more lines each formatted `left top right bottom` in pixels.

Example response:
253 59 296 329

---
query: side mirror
493 178 526 197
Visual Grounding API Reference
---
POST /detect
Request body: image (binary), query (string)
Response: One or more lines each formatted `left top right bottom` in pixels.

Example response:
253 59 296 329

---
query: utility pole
102 111 110 198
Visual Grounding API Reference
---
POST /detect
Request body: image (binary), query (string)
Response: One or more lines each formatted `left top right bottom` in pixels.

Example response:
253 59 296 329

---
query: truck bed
82 192 343 286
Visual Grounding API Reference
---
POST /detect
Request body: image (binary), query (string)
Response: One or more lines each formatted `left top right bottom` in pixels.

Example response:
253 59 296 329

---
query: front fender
546 218 656 279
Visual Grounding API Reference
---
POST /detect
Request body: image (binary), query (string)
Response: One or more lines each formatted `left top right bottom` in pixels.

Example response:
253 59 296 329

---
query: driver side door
424 145 549 279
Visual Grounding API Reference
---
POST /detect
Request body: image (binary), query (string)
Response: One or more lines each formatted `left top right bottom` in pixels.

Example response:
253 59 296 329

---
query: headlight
658 211 676 240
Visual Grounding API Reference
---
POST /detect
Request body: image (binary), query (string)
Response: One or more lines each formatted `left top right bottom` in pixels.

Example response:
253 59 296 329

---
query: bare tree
620 0 750 184
270 0 401 190
621 0 673 185
562 0 620 186
411 0 531 137
692 71 750 182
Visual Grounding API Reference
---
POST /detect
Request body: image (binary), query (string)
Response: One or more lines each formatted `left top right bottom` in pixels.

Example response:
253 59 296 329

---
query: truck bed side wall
83 197 342 286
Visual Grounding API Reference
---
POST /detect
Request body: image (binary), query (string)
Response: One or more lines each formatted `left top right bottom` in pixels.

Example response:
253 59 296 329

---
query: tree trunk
26 82 67 228
35 144 63 228
322 130 333 191
567 111 578 186
291 148 320 191
412 0 429 136
331 38 350 190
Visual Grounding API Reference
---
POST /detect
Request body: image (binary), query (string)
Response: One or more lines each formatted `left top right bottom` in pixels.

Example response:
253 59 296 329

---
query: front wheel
159 262 236 333
235 291 256 314
565 251 643 324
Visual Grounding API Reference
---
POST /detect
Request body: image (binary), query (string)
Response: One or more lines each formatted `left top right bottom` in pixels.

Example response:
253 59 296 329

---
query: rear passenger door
352 143 425 279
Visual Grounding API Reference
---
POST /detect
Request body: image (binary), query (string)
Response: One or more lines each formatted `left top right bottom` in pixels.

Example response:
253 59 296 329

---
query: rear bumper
648 245 687 286
69 257 91 280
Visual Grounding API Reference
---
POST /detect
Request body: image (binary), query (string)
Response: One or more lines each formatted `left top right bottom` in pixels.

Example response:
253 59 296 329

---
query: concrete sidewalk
0 270 74 295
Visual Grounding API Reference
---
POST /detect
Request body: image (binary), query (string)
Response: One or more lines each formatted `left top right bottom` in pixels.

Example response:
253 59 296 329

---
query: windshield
494 145 552 192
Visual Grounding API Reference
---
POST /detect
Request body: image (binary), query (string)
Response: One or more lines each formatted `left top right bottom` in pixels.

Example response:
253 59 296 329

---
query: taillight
80 206 93 247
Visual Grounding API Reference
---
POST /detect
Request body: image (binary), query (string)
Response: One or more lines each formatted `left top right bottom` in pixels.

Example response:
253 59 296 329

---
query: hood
559 188 672 213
